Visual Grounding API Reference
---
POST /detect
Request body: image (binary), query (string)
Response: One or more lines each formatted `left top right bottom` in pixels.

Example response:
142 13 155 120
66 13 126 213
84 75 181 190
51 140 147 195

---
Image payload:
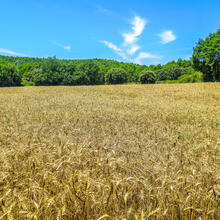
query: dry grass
0 83 219 219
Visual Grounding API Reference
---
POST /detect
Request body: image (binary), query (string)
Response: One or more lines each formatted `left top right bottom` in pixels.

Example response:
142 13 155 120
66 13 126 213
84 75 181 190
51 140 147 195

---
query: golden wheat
0 83 219 219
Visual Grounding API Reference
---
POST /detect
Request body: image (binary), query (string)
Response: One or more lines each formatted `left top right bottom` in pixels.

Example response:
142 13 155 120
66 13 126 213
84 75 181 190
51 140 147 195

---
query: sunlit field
0 83 219 219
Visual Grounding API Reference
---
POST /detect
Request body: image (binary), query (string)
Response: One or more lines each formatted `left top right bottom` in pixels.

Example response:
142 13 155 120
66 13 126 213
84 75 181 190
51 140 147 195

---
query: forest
0 29 219 87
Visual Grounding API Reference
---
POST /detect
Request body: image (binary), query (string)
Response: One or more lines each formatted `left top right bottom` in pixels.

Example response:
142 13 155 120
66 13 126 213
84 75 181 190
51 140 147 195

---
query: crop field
0 83 219 219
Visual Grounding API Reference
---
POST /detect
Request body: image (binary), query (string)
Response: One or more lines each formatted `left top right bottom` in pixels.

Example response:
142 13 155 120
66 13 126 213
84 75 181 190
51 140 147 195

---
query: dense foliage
157 70 203 84
0 64 21 86
0 56 193 86
139 70 156 84
155 66 190 81
106 68 128 84
193 29 220 81
178 70 203 83
0 29 219 86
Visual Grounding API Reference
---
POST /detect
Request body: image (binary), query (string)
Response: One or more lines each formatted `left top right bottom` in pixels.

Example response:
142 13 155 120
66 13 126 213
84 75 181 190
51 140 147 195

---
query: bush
156 80 179 84
178 71 203 83
21 79 35 86
139 70 156 84
156 71 203 84
156 67 189 81
105 68 128 84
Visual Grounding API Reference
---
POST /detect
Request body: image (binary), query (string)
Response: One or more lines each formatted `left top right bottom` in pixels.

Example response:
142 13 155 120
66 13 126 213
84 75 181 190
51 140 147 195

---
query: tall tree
192 29 220 81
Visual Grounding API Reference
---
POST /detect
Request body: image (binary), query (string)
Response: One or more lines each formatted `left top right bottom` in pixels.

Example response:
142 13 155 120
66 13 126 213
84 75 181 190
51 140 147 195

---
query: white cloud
102 41 128 60
102 41 122 52
63 46 71 51
102 15 160 65
158 30 176 44
134 52 160 64
102 16 147 60
0 48 28 57
53 42 71 51
127 45 140 55
122 16 147 45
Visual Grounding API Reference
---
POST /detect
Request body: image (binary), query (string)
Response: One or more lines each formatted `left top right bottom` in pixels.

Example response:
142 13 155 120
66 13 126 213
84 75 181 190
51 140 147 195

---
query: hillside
0 54 193 86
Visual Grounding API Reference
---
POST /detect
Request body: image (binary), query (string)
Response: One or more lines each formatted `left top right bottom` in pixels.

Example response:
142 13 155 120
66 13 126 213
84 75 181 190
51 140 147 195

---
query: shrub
21 79 35 86
156 67 189 81
105 68 128 84
139 70 156 84
156 80 179 84
178 71 203 83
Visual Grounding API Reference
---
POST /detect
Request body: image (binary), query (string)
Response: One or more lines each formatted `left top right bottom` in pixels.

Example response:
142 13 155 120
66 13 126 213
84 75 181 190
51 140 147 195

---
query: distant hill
0 54 192 86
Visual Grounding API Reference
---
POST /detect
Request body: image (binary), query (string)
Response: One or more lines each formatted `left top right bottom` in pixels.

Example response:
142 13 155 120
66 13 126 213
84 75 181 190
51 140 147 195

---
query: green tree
60 63 76 85
0 64 21 86
76 61 104 85
139 70 156 84
178 71 203 83
72 71 90 85
31 67 46 85
192 29 220 81
156 67 189 81
105 68 128 84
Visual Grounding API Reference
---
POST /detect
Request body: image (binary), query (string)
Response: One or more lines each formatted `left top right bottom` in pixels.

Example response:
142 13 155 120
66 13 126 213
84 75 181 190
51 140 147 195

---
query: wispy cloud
102 15 159 65
122 16 147 45
102 41 128 60
102 41 121 52
0 48 28 57
127 45 140 55
134 52 160 64
96 5 112 15
53 42 71 51
63 46 71 51
158 30 176 44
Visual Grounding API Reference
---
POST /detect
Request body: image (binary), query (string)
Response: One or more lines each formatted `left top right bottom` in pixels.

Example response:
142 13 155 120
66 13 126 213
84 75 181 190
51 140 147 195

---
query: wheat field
0 83 219 219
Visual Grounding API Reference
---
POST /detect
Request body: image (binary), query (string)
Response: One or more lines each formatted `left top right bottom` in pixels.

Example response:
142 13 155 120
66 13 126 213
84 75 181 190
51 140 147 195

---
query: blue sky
0 0 219 65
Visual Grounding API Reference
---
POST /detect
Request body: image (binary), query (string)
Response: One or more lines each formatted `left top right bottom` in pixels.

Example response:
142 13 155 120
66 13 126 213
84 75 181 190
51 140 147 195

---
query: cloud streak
102 41 128 60
158 30 176 44
134 52 160 64
96 5 112 15
127 45 140 55
102 41 121 52
0 48 28 57
53 42 71 51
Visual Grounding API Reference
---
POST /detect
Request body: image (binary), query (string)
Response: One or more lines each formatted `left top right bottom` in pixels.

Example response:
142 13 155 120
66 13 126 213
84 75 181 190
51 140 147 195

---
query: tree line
0 29 219 86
